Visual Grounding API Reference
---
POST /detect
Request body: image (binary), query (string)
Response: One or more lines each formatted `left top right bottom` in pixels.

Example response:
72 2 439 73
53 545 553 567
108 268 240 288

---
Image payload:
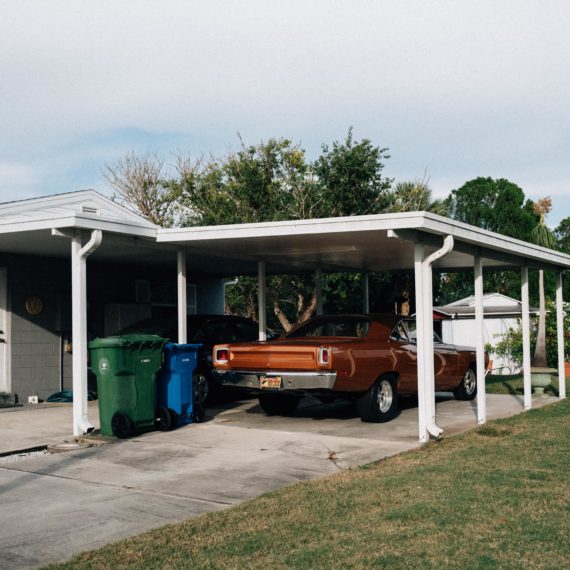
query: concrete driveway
0 393 557 569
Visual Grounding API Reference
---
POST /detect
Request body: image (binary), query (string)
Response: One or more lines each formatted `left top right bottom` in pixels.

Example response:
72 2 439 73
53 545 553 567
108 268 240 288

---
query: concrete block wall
1 253 225 401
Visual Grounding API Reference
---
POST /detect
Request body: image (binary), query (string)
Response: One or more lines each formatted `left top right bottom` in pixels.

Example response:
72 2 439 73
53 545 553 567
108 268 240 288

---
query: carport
159 212 570 442
2 193 568 443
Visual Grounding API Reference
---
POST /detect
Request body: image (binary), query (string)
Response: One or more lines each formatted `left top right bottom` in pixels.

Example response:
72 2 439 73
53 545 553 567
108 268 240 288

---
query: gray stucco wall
0 253 225 401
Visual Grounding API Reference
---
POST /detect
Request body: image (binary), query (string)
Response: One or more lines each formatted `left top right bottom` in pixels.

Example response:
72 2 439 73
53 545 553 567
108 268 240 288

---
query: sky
1 0 569 226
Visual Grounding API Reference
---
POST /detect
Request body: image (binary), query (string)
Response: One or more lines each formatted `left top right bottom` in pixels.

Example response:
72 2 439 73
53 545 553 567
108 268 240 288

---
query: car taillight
216 348 229 363
318 347 330 366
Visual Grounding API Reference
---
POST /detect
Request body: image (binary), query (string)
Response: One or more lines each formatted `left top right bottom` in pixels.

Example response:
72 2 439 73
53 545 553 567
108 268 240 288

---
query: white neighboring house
435 293 539 374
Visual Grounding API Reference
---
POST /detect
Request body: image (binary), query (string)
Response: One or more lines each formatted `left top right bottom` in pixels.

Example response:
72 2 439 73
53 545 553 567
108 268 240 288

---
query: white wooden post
71 230 101 436
556 272 566 400
315 269 323 316
177 249 187 344
362 272 370 314
474 255 486 424
414 242 429 442
521 266 532 410
258 260 267 341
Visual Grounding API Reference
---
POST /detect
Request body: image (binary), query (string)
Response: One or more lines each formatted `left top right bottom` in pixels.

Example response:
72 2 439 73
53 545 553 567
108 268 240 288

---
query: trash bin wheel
168 408 179 428
156 406 174 431
111 412 132 439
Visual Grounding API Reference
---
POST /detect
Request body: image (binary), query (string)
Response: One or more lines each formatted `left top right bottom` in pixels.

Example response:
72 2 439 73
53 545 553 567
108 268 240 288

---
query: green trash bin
89 334 167 438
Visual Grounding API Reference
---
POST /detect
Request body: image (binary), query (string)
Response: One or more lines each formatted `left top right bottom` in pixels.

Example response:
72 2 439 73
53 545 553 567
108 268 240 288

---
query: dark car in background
118 315 260 405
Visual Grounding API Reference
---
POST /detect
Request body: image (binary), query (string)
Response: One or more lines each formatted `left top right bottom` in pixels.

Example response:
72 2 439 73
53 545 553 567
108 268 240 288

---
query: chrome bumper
214 370 337 391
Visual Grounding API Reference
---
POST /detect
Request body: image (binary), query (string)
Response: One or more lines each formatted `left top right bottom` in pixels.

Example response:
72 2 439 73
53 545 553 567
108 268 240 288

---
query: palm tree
531 197 557 368
385 179 448 216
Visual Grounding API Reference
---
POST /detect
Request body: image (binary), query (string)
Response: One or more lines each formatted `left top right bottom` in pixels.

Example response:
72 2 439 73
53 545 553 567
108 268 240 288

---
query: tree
530 197 557 368
104 131 394 331
445 177 537 239
103 152 181 227
440 177 540 305
385 178 448 216
555 217 570 253
313 128 392 217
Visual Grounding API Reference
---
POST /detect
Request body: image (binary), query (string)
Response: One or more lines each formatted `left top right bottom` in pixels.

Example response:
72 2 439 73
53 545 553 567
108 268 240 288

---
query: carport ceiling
159 212 570 276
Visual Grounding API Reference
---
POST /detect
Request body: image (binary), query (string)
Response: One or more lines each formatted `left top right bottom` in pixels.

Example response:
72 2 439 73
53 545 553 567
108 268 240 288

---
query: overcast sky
1 1 569 226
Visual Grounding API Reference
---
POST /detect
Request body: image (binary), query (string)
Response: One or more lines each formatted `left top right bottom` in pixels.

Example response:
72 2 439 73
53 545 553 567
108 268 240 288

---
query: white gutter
71 230 102 435
422 235 454 439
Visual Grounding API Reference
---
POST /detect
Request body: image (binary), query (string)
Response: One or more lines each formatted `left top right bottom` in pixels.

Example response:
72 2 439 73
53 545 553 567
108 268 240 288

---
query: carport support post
556 272 566 400
71 230 101 436
258 260 267 341
474 256 486 424
521 265 532 410
177 249 187 344
414 242 429 442
362 272 370 313
315 269 323 316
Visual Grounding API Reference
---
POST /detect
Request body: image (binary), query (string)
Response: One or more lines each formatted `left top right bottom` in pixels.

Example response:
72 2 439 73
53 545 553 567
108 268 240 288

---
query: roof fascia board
420 213 570 269
158 211 570 270
0 214 157 239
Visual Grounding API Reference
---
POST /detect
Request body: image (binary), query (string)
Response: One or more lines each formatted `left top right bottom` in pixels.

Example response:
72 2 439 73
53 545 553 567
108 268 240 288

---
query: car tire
454 366 477 401
258 393 300 416
111 411 132 439
193 370 211 407
155 406 174 431
357 376 399 423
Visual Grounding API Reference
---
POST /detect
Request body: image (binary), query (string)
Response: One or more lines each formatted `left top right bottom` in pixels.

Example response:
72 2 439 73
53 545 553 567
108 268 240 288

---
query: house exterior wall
0 253 224 401
441 317 520 373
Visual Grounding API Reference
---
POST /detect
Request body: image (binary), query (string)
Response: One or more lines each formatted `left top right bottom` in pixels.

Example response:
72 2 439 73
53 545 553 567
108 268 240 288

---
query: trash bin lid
89 334 167 349
164 343 203 353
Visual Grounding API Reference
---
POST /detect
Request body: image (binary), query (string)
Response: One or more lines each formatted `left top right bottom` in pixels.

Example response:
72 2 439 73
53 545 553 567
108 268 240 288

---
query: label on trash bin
140 358 151 364
98 357 110 374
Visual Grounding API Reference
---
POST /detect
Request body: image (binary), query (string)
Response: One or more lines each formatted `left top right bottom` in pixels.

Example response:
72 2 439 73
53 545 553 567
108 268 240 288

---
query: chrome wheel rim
193 373 209 405
377 380 393 413
464 369 476 395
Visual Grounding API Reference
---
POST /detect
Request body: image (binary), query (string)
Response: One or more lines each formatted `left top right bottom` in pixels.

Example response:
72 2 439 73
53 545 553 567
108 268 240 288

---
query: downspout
72 230 102 435
422 235 454 439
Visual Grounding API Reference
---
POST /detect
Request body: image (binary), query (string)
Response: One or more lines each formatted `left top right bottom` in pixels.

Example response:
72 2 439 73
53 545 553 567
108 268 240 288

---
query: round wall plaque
25 296 44 315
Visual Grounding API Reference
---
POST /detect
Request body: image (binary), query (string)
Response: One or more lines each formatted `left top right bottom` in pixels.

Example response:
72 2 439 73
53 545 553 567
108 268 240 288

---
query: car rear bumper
214 369 337 391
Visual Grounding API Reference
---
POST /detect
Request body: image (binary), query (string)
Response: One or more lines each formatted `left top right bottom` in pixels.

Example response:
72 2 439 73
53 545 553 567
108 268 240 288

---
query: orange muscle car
213 314 482 422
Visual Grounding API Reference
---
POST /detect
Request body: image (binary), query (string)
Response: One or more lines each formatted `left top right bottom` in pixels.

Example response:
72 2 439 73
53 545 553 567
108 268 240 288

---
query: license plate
260 376 282 389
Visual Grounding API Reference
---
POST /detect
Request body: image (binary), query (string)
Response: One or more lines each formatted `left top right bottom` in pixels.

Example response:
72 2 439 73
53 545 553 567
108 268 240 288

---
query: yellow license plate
260 376 282 389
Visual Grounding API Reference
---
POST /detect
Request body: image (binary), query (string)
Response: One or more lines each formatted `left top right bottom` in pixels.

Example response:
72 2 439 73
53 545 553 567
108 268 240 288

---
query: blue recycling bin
157 343 201 426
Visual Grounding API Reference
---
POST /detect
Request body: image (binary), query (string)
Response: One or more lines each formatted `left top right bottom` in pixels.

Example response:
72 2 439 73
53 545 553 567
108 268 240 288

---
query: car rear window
287 318 370 338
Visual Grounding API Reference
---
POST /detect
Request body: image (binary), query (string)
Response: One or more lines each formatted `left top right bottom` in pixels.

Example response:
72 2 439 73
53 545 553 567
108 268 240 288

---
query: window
390 319 442 344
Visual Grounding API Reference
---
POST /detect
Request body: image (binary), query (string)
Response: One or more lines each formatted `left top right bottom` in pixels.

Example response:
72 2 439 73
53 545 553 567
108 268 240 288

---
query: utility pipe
421 235 454 439
71 229 102 436
177 249 187 343
474 255 486 424
521 266 532 410
556 272 566 400
257 261 267 341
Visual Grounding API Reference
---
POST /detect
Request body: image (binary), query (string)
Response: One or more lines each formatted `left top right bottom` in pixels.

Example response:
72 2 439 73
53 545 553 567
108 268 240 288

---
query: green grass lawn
49 398 570 569
486 373 569 397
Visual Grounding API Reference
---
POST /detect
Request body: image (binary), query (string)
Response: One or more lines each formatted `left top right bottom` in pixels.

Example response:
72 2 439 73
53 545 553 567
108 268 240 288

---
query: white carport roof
158 212 570 275
0 190 176 266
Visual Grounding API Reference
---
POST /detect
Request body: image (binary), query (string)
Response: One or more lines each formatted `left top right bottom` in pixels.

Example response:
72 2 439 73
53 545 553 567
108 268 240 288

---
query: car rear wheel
258 393 300 416
193 371 210 407
357 376 399 423
454 367 477 401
